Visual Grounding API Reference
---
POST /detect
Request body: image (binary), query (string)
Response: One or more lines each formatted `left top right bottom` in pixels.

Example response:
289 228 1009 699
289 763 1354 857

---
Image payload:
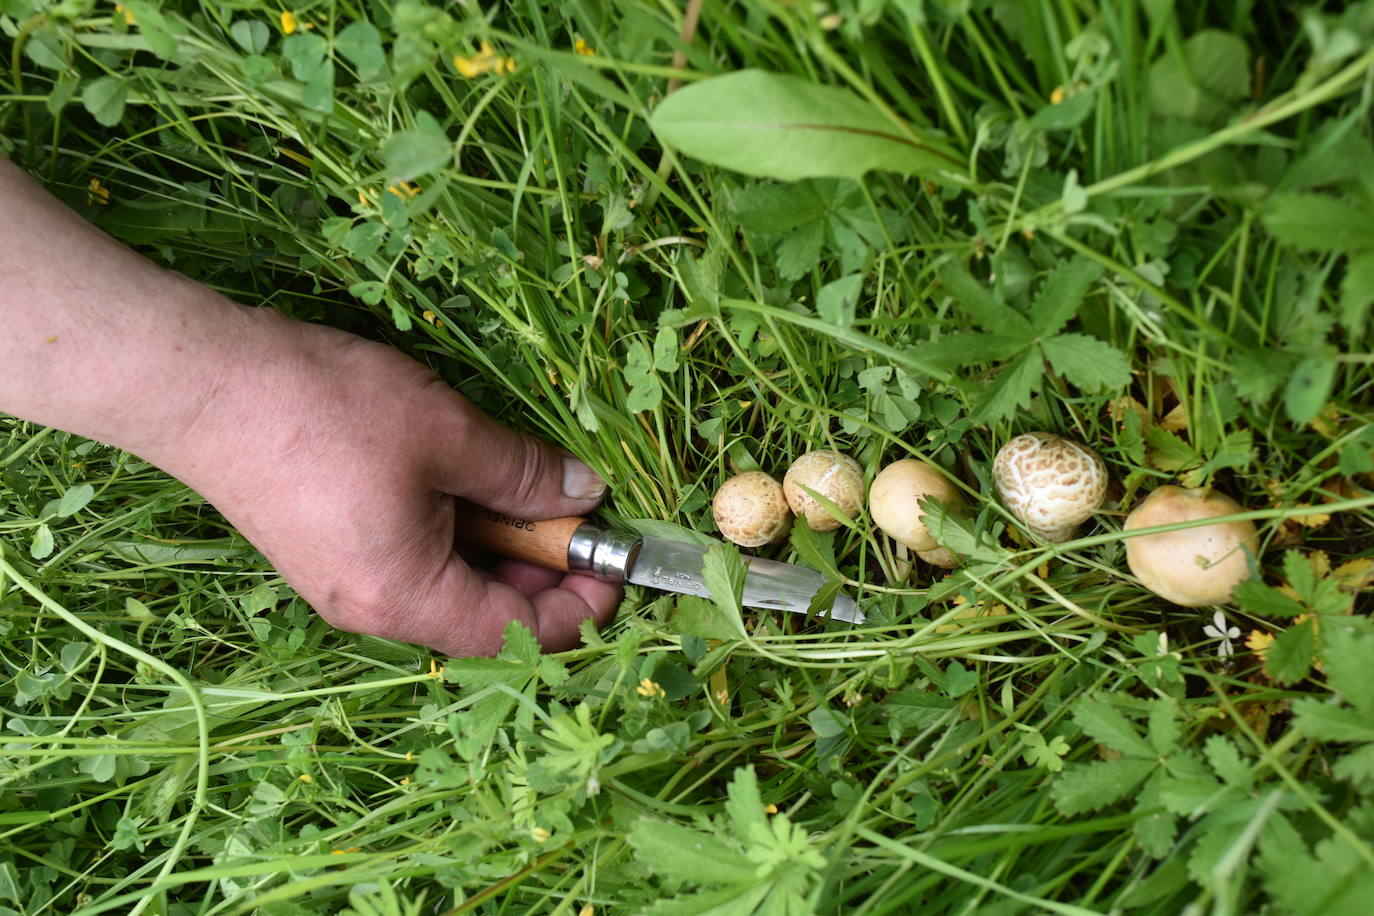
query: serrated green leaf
921 497 1004 563
1331 744 1374 785
628 817 756 886
673 595 744 641
701 543 748 639
1267 618 1316 684
775 222 826 280
1159 776 1226 816
1263 193 1374 253
909 331 1030 370
1051 758 1156 815
1147 698 1181 755
1073 695 1155 758
650 70 964 181
733 181 828 236
1294 698 1374 743
1143 426 1198 471
1132 775 1178 858
1321 622 1374 716
1232 580 1308 618
972 351 1042 424
938 262 1031 335
1040 333 1132 393
788 523 837 578
1028 257 1102 336
1204 735 1253 792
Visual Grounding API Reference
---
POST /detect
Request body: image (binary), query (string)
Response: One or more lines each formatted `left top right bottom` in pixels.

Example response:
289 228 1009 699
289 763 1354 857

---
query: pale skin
0 157 621 656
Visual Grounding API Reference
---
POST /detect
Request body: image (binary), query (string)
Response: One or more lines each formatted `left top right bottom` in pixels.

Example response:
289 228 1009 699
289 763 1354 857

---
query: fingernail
562 457 608 501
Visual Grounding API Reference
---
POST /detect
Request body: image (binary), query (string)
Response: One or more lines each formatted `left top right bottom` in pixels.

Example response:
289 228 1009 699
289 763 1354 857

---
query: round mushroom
868 458 963 568
993 432 1107 542
1124 485 1258 606
712 471 793 547
783 450 864 531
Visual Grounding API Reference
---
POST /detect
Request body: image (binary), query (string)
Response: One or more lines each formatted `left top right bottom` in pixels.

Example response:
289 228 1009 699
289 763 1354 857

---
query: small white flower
1203 610 1241 658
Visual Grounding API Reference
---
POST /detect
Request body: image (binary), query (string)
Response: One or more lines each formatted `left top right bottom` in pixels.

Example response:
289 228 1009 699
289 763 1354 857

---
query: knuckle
507 437 551 508
317 574 408 640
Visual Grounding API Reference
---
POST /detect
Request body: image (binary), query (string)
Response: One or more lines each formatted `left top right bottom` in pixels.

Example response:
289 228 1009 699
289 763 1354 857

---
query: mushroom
783 450 863 531
712 471 793 547
1124 486 1258 606
868 458 963 568
993 432 1108 542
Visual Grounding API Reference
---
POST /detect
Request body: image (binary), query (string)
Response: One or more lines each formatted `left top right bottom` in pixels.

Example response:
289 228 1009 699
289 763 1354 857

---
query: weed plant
2 1 1374 913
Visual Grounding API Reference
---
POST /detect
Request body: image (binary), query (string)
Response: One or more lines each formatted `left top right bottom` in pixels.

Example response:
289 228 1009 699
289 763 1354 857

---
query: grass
3 0 1374 913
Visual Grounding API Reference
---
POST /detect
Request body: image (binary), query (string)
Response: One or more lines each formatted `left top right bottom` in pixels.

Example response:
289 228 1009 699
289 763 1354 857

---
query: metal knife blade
626 535 864 624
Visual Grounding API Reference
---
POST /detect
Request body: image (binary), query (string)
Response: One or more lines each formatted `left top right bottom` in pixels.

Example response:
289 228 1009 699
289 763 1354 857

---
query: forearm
0 157 273 463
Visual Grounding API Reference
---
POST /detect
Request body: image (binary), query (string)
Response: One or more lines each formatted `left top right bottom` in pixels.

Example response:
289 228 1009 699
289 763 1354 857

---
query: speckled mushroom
783 450 864 532
993 432 1107 543
712 471 793 547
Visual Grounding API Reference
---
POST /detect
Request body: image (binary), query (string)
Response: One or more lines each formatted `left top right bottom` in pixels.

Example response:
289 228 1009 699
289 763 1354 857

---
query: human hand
152 308 621 657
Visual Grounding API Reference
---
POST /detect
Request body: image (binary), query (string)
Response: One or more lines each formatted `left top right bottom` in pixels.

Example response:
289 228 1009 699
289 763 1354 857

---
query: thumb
434 394 607 520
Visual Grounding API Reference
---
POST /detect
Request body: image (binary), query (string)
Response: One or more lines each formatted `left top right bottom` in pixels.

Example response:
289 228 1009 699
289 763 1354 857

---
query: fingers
430 392 607 522
368 555 622 656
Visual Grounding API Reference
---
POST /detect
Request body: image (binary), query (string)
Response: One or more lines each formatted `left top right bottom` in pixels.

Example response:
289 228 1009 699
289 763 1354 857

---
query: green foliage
650 69 963 181
3 0 1374 912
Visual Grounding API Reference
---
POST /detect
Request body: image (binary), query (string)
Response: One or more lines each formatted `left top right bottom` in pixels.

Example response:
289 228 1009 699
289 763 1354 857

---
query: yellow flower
114 4 135 25
1050 86 1067 104
635 678 665 698
387 181 420 198
530 826 552 842
427 659 444 679
87 178 110 206
453 41 516 78
298 773 313 783
764 803 779 814
280 10 298 35
1245 629 1275 660
574 38 596 56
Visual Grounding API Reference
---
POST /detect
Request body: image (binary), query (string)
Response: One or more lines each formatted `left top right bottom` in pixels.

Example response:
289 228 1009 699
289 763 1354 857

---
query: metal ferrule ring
567 524 640 582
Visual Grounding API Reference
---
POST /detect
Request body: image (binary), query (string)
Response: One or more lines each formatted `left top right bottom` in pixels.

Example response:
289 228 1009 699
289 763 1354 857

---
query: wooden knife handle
455 501 586 572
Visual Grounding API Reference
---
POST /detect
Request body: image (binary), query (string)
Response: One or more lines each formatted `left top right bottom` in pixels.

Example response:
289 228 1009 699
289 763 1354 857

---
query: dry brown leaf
1158 403 1189 432
1334 558 1374 590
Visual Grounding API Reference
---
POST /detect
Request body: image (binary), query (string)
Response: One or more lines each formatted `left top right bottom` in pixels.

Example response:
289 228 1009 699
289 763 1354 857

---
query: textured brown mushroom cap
868 459 962 553
994 432 1107 542
712 471 793 547
1124 486 1258 606
782 450 864 531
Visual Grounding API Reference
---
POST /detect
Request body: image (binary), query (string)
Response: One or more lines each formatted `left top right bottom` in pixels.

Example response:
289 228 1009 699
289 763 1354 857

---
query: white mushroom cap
1124 486 1258 607
868 459 963 562
783 450 863 531
993 432 1107 542
712 471 793 547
